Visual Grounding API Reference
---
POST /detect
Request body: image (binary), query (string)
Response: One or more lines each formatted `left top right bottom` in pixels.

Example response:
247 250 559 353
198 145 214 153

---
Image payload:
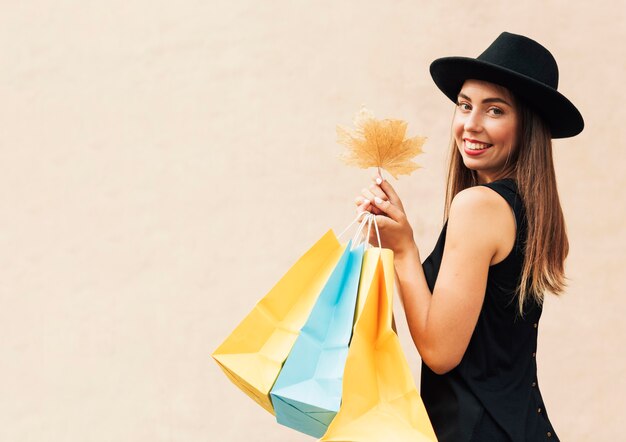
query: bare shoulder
448 185 516 262
449 185 508 220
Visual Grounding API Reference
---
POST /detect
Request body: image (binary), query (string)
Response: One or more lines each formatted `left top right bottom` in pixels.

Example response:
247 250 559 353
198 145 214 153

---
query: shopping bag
321 246 438 442
212 230 346 415
270 238 365 437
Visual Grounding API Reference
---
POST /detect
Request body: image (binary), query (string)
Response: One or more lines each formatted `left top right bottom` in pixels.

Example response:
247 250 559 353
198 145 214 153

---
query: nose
464 109 482 133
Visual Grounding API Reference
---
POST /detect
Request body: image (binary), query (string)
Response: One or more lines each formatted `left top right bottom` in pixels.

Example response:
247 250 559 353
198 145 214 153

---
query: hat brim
430 57 584 138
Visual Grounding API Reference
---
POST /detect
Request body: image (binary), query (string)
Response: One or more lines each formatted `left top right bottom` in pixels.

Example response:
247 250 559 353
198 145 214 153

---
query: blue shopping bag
270 216 370 438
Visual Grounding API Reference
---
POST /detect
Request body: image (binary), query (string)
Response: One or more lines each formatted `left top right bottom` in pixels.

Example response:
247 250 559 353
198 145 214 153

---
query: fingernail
363 199 370 205
374 197 383 204
376 178 382 185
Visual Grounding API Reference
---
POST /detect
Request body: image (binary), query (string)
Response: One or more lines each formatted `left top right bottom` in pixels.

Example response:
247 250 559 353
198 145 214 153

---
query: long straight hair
443 96 569 315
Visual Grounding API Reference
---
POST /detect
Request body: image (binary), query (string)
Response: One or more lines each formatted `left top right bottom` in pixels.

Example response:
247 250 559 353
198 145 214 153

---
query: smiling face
453 79 520 184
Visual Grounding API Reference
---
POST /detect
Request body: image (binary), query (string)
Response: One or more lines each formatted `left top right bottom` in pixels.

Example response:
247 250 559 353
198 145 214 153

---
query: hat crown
477 32 559 89
429 31 584 138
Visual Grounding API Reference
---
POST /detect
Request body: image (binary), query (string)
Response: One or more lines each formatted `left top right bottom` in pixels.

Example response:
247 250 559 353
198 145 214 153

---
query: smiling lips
463 138 492 155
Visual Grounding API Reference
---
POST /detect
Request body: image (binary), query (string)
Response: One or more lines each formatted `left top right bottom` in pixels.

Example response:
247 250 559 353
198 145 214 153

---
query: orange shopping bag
321 217 437 441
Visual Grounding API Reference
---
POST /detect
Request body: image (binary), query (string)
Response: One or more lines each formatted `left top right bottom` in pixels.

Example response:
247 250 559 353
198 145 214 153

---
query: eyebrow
458 92 512 107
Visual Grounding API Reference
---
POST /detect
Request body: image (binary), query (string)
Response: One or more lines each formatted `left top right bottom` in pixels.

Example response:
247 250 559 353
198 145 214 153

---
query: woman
355 32 583 441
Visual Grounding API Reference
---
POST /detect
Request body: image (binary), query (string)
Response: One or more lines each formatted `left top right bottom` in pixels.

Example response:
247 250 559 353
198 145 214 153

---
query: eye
488 107 504 116
456 101 471 111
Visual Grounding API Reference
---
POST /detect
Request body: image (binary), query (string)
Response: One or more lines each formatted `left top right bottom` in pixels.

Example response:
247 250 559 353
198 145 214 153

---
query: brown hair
443 92 569 315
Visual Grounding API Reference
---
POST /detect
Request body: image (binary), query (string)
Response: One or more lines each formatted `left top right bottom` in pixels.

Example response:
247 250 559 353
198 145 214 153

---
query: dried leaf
336 106 426 179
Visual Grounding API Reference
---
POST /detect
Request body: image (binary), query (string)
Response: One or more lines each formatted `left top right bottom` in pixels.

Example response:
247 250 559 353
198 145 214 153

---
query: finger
367 215 388 247
356 200 370 212
362 187 389 204
372 173 401 205
361 188 385 215
354 196 369 207
358 201 383 216
371 173 385 187
355 194 376 220
364 175 404 215
361 187 376 200
371 196 405 223
361 188 379 211
355 197 383 215
371 206 384 216
379 180 403 209
367 183 389 202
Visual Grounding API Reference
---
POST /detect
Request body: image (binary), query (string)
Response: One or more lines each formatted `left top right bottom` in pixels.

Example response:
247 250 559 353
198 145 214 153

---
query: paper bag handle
338 211 382 251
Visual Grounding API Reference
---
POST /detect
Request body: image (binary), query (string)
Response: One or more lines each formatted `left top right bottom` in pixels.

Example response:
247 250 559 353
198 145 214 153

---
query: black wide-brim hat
430 32 584 138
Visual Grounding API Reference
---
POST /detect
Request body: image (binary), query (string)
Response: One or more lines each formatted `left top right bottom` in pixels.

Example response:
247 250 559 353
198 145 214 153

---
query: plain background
1 1 625 441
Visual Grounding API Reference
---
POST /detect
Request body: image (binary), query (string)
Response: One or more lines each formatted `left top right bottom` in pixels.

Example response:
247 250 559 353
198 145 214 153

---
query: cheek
452 115 464 137
488 121 516 147
504 125 518 148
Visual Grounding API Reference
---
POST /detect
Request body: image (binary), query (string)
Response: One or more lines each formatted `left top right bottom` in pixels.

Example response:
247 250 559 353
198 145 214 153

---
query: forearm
394 243 435 360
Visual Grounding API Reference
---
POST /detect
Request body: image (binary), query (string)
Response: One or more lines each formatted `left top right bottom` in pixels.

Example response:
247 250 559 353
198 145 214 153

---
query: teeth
465 141 491 150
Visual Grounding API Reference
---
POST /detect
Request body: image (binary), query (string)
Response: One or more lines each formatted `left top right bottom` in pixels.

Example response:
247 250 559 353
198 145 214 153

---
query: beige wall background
1 1 624 441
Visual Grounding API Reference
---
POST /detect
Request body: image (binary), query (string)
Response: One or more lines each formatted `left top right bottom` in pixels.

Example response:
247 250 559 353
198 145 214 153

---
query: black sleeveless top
420 179 560 441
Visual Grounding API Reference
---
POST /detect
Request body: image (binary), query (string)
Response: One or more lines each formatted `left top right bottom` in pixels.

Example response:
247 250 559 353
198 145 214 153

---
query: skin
454 80 519 182
353 79 519 374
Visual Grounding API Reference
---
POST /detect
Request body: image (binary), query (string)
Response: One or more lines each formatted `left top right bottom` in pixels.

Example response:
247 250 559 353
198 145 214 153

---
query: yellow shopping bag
212 230 346 415
321 246 438 441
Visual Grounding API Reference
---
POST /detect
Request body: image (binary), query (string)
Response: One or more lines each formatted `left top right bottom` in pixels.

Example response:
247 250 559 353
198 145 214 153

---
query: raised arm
359 178 514 374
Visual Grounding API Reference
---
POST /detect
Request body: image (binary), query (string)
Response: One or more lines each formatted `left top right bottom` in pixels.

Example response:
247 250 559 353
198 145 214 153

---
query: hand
354 176 387 216
354 173 416 257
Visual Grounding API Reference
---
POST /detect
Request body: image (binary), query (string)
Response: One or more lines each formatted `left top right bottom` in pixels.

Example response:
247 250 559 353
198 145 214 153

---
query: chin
461 157 479 169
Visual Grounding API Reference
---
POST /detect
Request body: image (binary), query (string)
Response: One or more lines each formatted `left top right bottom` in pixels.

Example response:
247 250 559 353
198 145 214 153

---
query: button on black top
421 179 560 441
